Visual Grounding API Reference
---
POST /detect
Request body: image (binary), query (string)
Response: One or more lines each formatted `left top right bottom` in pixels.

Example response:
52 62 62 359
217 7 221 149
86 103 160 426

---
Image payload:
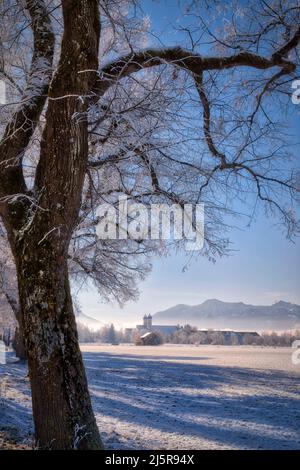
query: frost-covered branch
0 0 54 199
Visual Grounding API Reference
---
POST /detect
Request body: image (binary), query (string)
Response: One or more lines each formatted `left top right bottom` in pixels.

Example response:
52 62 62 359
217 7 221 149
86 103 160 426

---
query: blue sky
78 213 300 326
77 0 300 326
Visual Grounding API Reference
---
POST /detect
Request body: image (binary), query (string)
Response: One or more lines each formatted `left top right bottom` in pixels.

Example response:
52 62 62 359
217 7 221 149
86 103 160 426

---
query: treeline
251 331 300 347
77 322 300 347
77 322 131 344
168 325 300 346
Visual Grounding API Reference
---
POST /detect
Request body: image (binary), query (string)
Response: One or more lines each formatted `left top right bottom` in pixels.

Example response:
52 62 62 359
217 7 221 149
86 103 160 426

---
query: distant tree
131 329 142 345
197 332 208 345
107 324 117 344
77 323 96 343
122 329 133 343
189 332 202 345
211 331 225 345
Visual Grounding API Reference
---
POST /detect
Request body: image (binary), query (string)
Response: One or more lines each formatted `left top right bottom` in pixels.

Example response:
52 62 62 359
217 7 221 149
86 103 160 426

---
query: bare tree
0 0 299 449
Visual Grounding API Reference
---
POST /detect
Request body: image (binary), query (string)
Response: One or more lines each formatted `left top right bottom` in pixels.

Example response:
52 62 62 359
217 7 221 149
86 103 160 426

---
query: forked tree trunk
1 0 103 448
15 240 102 449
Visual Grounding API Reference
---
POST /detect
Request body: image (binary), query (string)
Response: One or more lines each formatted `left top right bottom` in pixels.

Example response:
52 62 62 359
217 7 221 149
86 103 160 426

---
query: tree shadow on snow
0 361 33 446
1 351 299 450
83 351 300 450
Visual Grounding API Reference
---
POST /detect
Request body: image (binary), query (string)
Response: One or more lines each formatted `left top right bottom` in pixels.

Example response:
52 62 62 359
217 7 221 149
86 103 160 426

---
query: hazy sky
77 0 300 326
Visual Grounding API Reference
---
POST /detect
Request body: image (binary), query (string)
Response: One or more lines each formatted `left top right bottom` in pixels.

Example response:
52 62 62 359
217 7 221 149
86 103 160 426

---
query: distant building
135 314 178 336
136 331 164 346
125 316 260 345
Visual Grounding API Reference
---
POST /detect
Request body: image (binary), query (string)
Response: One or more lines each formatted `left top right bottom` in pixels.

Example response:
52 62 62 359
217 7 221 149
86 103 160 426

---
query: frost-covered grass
0 345 299 449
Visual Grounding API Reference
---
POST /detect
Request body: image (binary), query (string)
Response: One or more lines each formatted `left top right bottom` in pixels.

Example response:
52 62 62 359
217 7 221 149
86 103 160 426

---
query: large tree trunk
2 0 102 449
15 241 102 449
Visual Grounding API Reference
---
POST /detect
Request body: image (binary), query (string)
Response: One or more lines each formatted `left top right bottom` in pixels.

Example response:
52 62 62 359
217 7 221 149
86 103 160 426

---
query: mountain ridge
152 299 300 330
75 312 104 331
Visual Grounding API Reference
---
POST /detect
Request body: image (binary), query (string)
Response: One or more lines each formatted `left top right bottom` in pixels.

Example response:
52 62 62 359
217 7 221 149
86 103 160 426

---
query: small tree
211 331 225 345
107 324 117 344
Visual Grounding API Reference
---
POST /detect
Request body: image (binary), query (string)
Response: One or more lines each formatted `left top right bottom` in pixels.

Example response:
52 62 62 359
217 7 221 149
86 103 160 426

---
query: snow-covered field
0 344 300 449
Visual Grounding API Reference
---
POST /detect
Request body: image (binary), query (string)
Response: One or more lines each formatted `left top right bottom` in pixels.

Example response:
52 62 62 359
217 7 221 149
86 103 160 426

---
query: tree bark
15 240 102 449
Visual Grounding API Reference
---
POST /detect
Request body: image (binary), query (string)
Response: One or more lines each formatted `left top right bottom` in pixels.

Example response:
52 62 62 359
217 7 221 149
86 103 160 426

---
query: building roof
140 332 154 339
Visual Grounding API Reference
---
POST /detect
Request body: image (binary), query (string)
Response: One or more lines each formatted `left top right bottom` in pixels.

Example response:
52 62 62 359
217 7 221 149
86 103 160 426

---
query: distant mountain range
75 312 104 331
152 299 300 331
0 301 104 333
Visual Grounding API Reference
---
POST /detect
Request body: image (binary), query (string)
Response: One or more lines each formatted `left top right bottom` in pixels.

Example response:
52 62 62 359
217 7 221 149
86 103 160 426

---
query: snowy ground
0 344 300 449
